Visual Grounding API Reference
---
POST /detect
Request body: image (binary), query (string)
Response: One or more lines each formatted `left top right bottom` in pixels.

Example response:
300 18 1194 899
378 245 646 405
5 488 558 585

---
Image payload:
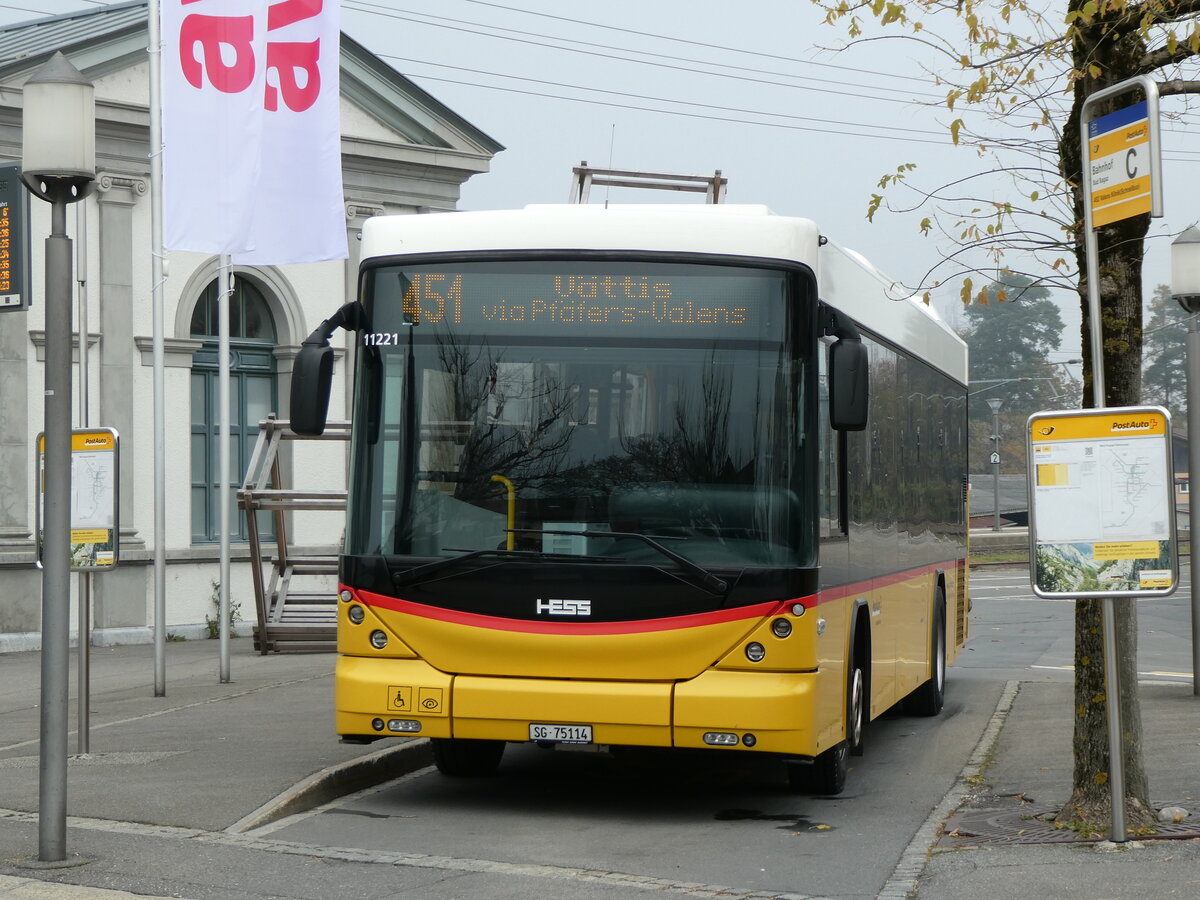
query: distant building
0 2 502 648
968 474 1029 529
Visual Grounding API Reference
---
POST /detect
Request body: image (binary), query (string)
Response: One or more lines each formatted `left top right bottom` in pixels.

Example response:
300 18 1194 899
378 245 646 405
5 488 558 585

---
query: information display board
0 163 30 312
1028 407 1176 598
36 428 120 570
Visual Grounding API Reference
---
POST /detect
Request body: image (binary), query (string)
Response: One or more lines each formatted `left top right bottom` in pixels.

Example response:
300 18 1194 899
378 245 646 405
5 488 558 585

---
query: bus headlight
347 605 366 624
370 630 389 649
771 618 792 638
745 642 766 662
339 589 353 603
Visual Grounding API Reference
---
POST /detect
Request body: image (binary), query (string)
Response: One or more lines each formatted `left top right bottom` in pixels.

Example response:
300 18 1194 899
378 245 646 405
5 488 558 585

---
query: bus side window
817 344 846 539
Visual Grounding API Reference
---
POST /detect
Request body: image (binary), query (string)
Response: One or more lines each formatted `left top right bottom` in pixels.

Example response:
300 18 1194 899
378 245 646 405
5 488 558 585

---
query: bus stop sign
1027 406 1177 599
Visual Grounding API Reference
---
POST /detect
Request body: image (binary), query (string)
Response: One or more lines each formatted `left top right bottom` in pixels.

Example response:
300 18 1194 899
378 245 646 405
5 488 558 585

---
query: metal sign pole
1190 313 1200 696
76 200 91 755
1102 597 1126 842
1077 74 1163 844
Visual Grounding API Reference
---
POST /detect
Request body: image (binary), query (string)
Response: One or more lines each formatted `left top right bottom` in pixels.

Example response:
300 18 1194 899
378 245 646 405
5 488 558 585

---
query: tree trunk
1055 0 1156 833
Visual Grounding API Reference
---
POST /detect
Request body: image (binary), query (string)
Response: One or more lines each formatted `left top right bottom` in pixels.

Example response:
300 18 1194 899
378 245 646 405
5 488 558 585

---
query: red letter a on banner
178 14 256 93
265 41 321 112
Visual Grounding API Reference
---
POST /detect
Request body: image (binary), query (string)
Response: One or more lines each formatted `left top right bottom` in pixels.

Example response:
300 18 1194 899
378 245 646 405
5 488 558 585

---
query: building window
190 278 278 543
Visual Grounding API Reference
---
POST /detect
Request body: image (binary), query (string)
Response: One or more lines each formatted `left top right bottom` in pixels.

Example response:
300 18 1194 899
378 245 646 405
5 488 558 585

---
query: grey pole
1188 313 1200 697
218 257 232 682
38 196 72 862
1102 597 1127 842
76 200 91 754
987 398 1002 531
148 0 168 698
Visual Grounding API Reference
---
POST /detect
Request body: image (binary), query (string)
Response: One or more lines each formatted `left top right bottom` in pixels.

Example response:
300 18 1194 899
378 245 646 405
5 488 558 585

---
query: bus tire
904 592 946 717
430 738 506 777
786 653 863 795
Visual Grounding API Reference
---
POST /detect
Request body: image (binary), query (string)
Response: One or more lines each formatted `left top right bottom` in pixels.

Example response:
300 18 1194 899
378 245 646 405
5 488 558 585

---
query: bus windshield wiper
514 528 729 595
392 548 538 587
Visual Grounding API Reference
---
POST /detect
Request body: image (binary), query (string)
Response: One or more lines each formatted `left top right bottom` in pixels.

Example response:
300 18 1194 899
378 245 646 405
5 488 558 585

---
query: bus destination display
367 268 780 342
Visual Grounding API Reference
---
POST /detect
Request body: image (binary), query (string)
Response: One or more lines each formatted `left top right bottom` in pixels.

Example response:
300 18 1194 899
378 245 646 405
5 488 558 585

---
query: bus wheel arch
848 600 870 756
786 601 869 795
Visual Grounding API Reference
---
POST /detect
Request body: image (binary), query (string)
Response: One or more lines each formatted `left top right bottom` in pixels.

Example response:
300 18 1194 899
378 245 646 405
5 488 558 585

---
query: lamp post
986 397 1003 532
1171 225 1200 699
21 50 96 863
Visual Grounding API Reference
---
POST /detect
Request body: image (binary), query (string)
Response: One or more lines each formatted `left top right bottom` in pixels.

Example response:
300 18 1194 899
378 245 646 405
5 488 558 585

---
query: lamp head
21 51 95 204
1172 226 1200 314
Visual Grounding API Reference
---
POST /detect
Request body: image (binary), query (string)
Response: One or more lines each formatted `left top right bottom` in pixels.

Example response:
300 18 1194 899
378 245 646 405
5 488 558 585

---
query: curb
225 738 434 833
877 680 1020 899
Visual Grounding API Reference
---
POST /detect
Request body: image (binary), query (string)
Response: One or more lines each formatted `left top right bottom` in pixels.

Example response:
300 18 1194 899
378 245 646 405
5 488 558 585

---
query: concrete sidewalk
3 638 1200 899
914 678 1200 899
0 639 426 899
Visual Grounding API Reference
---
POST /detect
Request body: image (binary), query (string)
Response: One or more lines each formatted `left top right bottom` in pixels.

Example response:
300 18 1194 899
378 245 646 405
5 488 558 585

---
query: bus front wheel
787 656 863 795
430 738 506 777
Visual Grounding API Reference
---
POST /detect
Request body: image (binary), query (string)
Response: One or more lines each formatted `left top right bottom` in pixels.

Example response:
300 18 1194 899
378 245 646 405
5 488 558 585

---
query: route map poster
36 428 120 571
1027 407 1176 598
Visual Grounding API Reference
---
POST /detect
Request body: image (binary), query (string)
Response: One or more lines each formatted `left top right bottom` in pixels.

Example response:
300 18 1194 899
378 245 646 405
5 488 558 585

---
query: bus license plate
529 723 592 744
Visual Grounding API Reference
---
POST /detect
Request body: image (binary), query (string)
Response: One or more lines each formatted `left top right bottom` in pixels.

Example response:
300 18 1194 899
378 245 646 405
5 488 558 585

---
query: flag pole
148 0 167 696
219 255 232 682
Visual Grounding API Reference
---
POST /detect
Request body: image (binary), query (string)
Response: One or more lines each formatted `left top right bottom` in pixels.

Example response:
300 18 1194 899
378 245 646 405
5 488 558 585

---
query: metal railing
237 414 349 653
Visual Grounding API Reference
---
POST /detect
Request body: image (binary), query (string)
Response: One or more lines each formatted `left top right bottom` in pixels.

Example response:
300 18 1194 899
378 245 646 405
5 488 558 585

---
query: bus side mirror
290 340 334 436
289 301 363 436
829 339 868 431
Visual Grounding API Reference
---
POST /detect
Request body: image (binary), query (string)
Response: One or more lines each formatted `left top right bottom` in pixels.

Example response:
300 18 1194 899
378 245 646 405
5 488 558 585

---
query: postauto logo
1110 419 1154 432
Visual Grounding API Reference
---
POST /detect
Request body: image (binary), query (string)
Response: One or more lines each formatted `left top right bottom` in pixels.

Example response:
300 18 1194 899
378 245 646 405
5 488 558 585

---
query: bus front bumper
336 656 820 756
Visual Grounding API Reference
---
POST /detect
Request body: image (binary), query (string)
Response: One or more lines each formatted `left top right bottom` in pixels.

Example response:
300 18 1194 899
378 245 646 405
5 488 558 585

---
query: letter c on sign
178 15 257 93
1126 148 1139 179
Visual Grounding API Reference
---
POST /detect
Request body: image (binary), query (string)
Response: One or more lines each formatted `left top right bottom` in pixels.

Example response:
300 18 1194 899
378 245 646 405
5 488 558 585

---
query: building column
92 173 149 634
0 309 30 548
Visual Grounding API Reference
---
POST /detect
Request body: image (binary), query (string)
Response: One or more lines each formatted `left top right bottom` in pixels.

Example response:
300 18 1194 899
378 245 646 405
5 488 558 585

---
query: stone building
0 1 501 649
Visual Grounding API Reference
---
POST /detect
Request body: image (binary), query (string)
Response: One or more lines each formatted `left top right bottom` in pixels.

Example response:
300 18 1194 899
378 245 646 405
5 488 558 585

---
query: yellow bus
291 204 969 794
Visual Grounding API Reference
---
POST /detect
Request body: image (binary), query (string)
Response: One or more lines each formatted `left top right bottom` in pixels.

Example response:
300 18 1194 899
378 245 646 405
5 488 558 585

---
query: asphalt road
238 566 1145 900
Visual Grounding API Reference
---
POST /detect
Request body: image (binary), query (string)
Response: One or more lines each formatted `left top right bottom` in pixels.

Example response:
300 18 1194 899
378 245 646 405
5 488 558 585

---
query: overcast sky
9 0 1200 373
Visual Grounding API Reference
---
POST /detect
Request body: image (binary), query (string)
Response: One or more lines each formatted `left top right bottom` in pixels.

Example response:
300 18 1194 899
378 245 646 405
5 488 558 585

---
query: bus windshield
345 260 813 570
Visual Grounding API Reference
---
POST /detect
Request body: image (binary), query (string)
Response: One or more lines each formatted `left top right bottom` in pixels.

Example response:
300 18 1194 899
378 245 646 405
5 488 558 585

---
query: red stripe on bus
813 559 963 605
351 590 801 636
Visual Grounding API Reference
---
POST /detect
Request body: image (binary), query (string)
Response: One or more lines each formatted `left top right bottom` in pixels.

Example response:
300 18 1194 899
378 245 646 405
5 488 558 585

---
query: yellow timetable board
36 428 120 571
1027 407 1176 598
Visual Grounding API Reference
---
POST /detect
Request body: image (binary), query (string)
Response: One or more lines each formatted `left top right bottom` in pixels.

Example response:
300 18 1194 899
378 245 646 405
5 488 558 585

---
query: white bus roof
360 205 967 383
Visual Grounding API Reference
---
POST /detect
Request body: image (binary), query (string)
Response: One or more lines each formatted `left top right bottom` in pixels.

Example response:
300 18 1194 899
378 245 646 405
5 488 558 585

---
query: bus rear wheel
430 738 506 777
903 593 946 717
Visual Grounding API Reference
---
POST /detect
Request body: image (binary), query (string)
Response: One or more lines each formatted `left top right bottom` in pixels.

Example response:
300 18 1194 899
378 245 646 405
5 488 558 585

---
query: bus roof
360 205 967 384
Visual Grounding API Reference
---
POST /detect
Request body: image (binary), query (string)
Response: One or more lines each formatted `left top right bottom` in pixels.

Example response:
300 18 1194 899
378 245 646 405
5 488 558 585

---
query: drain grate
938 804 1200 846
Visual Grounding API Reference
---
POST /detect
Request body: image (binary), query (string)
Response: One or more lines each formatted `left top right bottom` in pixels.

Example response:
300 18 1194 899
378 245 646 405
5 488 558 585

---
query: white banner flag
162 0 347 264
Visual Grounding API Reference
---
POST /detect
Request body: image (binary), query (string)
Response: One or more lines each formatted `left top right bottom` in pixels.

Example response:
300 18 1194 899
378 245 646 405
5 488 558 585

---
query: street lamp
986 398 1003 532
21 50 95 863
1171 226 1200 699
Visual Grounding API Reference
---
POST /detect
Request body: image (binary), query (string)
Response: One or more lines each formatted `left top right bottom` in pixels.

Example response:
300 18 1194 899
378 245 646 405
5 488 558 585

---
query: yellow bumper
336 656 819 756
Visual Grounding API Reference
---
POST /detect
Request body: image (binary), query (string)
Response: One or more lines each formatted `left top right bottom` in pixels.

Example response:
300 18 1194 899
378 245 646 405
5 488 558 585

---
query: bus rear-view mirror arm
291 301 363 436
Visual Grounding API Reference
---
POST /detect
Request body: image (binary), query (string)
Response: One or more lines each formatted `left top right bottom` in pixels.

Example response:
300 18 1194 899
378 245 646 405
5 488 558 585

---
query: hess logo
535 598 592 616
